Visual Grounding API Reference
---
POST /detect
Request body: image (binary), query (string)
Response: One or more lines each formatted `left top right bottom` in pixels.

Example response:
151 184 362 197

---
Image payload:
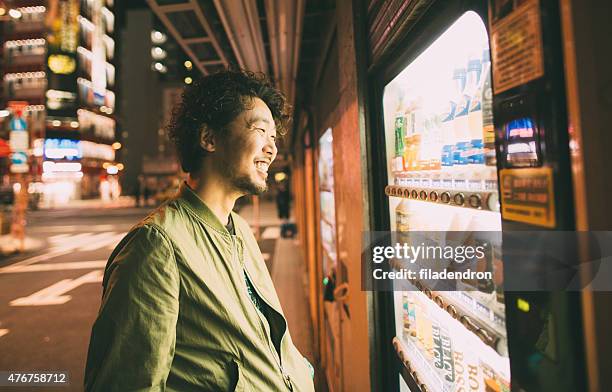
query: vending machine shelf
393 336 438 392
395 275 507 355
385 185 499 212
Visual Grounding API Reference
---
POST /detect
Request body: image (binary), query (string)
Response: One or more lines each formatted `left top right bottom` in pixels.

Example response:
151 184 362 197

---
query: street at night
0 204 147 390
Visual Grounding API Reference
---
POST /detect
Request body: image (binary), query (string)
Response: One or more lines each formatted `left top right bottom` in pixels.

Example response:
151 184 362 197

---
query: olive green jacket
84 184 315 391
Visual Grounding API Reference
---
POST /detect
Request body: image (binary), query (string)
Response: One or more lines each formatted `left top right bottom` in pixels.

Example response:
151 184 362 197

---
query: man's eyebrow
246 116 272 125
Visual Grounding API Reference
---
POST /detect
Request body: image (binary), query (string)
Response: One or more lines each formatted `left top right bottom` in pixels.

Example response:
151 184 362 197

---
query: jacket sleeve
84 225 180 392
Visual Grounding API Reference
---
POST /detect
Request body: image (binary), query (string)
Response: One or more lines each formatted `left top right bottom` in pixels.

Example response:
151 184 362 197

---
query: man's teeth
256 162 269 172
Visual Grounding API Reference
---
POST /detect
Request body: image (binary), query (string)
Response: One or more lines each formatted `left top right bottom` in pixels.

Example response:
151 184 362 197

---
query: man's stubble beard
221 163 268 196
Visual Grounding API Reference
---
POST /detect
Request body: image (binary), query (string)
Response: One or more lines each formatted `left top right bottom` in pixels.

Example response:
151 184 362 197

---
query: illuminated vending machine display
382 12 510 392
317 128 342 392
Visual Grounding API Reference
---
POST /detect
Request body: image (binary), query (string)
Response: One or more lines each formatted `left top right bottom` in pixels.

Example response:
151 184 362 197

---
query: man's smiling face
215 97 278 195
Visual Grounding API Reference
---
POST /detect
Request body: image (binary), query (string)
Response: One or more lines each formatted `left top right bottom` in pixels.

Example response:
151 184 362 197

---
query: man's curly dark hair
167 69 290 173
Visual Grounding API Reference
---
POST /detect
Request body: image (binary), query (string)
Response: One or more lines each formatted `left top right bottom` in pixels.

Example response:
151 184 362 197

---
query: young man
84 70 315 391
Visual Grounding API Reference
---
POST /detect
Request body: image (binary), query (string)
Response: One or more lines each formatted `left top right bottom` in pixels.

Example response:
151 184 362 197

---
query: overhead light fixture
8 9 22 19
184 77 193 85
70 121 79 128
151 30 167 44
112 142 121 150
153 62 167 73
184 60 192 69
151 46 166 60
52 120 61 127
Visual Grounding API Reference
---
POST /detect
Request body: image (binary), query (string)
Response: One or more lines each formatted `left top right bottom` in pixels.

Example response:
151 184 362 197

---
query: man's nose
263 138 277 160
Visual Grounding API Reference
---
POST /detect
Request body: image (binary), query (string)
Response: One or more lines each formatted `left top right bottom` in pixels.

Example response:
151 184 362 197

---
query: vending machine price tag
489 0 545 93
499 167 555 227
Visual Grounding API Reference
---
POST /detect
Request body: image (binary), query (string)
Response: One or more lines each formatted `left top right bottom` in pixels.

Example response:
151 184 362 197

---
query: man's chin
233 176 267 196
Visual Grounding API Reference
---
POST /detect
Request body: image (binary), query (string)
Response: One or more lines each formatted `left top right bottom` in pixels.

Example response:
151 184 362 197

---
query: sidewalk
237 199 283 226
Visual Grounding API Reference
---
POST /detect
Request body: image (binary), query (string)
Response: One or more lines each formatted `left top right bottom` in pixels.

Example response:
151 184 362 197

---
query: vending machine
369 0 585 391
318 128 344 392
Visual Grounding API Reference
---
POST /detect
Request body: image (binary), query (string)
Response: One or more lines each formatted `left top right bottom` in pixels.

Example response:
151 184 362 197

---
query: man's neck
187 172 241 226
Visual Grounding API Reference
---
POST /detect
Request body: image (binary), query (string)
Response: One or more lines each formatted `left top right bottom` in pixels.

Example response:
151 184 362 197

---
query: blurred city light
43 161 82 173
8 9 22 19
275 172 287 182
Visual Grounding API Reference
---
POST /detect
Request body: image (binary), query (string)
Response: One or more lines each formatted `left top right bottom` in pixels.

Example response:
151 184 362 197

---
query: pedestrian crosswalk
48 231 126 252
0 260 107 274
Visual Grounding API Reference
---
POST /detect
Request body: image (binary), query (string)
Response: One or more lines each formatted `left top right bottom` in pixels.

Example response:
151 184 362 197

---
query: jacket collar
178 182 233 235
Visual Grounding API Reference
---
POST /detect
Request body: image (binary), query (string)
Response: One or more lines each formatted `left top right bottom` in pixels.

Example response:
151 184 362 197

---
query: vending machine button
468 194 482 209
403 358 411 372
440 192 451 204
460 315 477 332
434 295 445 308
410 371 419 385
419 190 428 200
486 193 500 211
429 191 439 202
453 193 465 206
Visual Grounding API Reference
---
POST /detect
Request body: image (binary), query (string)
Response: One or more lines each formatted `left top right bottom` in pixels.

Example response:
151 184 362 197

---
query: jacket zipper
232 236 292 390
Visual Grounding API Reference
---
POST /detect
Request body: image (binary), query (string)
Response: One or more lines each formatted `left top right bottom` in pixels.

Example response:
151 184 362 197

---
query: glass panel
383 12 510 392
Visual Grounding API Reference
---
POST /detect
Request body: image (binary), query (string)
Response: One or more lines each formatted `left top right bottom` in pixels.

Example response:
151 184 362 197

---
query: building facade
0 0 120 204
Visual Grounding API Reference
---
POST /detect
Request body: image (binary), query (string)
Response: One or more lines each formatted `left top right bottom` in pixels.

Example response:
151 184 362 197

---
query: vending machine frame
365 0 587 391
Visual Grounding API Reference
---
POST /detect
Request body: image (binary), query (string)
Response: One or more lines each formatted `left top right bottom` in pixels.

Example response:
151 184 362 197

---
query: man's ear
199 125 216 152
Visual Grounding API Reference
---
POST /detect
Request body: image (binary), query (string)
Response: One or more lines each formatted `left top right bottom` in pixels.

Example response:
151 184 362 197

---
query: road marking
3 232 125 270
3 249 74 268
48 232 125 252
262 227 280 239
29 224 120 233
0 260 106 274
10 270 103 306
0 329 9 338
